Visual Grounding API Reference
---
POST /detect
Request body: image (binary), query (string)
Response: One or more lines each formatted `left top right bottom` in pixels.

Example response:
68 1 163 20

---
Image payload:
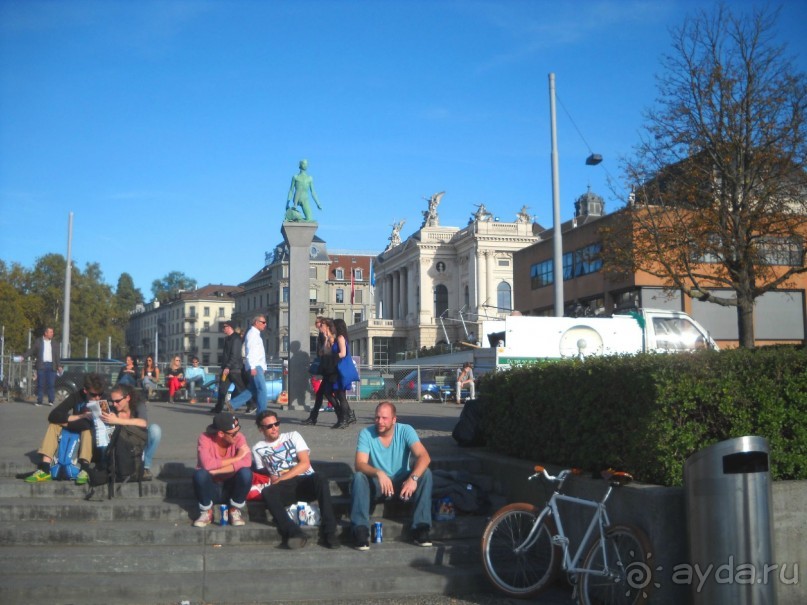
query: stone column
281 221 318 410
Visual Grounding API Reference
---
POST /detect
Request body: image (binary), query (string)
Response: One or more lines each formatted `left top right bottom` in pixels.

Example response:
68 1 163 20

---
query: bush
478 346 807 486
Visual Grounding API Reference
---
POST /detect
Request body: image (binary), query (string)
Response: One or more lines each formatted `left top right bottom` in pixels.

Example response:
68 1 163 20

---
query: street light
549 73 602 317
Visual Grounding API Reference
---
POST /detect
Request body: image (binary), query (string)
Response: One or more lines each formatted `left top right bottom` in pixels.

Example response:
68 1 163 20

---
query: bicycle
481 466 654 605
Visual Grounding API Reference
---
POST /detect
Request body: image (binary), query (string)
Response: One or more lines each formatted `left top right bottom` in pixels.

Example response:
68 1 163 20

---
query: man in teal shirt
350 401 433 550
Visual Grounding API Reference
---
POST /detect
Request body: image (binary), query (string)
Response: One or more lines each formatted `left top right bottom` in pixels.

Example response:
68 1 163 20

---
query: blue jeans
37 362 57 404
350 469 433 530
192 467 252 510
229 366 267 414
187 376 204 398
143 424 161 470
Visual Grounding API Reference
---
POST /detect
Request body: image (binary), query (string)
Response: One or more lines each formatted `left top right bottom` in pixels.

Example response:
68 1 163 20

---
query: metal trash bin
684 436 776 605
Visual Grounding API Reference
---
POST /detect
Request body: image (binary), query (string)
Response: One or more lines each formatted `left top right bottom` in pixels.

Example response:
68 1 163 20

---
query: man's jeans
350 468 433 530
192 467 252 510
187 376 205 398
37 362 57 404
143 424 161 470
229 366 267 414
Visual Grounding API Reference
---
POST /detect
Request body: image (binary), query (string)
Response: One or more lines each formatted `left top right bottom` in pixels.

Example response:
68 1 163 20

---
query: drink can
372 521 383 543
219 504 228 526
297 502 306 526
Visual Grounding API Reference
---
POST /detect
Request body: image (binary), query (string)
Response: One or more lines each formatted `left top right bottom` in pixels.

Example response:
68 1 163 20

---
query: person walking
211 320 247 414
301 316 338 426
228 315 269 415
327 318 356 429
24 326 62 406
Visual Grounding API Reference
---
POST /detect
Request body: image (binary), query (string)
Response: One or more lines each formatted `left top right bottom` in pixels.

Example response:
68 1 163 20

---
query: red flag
350 269 355 305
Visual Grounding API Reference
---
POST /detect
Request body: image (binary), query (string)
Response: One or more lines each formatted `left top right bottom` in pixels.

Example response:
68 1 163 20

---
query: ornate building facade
349 194 541 366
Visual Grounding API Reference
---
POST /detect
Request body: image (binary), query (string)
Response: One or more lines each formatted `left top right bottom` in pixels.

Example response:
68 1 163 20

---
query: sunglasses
88 391 104 398
257 320 267 325
110 396 126 405
260 421 280 429
224 426 241 436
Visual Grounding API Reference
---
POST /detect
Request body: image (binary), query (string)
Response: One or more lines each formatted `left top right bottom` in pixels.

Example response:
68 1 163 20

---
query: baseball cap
209 412 239 433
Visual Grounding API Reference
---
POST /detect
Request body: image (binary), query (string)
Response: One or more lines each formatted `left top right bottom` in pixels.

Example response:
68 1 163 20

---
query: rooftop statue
516 205 531 224
421 191 444 228
471 203 493 223
285 159 322 222
386 219 406 251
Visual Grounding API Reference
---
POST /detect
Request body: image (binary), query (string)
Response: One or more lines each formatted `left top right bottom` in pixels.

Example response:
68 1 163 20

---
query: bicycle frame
517 470 618 578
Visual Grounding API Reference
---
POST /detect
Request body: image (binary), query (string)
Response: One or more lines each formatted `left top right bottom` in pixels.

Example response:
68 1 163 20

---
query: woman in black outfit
330 318 356 429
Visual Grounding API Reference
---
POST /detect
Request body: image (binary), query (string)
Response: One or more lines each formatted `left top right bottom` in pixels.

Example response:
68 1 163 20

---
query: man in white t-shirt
251 411 340 549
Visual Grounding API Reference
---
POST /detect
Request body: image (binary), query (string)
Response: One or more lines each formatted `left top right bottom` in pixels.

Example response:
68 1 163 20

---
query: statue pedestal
281 222 318 410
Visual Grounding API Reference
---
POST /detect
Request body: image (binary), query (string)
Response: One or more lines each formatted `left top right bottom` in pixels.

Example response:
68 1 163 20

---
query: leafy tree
115 273 144 312
0 280 30 353
609 4 807 347
151 271 197 303
70 262 123 358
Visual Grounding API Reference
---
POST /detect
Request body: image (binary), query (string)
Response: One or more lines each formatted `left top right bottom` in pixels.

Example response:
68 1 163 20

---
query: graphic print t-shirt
252 431 314 477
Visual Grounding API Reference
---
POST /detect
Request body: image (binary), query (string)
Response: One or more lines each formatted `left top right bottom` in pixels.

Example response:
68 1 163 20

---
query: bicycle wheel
481 502 561 598
578 524 654 605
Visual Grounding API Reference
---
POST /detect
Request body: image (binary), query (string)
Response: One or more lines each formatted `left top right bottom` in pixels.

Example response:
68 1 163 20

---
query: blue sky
2 0 805 298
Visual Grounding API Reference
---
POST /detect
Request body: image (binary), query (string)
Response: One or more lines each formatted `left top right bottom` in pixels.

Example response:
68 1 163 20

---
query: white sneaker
193 509 213 528
229 507 246 526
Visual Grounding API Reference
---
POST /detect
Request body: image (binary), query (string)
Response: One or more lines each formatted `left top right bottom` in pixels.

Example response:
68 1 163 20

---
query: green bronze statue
285 159 322 222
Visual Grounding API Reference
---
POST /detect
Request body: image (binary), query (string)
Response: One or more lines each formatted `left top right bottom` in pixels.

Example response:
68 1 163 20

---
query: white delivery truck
480 309 717 370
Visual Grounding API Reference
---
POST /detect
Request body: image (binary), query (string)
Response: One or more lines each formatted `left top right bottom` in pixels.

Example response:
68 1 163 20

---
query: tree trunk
736 296 756 348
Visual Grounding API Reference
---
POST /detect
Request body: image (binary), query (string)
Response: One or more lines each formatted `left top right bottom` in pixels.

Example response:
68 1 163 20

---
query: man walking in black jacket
211 320 248 414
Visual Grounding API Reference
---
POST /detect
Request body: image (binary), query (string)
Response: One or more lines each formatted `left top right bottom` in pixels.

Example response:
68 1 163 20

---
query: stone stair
0 456 502 605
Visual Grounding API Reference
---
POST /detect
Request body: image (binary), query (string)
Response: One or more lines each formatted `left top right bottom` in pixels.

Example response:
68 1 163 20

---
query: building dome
574 186 605 217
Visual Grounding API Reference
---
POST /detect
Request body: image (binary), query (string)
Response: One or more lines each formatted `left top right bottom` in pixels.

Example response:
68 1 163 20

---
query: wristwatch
410 474 420 483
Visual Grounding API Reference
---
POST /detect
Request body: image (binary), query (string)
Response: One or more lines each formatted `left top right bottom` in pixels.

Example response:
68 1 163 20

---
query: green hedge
478 346 807 486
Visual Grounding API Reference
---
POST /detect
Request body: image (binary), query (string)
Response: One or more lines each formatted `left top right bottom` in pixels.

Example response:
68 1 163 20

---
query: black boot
301 416 317 426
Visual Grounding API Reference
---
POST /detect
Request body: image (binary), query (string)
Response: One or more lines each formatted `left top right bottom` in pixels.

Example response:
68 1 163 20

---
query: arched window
497 282 512 312
434 285 449 318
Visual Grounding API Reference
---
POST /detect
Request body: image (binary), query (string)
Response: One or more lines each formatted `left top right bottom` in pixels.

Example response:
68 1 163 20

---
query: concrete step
0 540 487 605
0 515 488 546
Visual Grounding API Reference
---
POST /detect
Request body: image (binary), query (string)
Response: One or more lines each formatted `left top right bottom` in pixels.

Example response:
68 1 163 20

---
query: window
202 337 210 349
203 321 210 331
204 307 210 317
464 285 470 307
353 311 363 324
497 282 512 311
335 268 344 280
760 236 803 266
574 244 603 276
354 290 363 304
563 252 574 280
218 307 225 317
281 335 289 352
498 258 510 267
218 337 224 349
336 289 344 304
309 266 317 278
282 287 289 303
355 268 363 280
202 353 210 365
310 288 317 304
189 306 196 317
530 260 554 289
434 284 448 317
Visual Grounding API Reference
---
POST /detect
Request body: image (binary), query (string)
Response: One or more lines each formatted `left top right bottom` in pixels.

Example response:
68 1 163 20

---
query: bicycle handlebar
528 465 634 486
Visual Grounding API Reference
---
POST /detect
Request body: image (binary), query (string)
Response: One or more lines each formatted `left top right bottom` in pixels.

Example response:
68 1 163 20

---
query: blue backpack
51 429 81 480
